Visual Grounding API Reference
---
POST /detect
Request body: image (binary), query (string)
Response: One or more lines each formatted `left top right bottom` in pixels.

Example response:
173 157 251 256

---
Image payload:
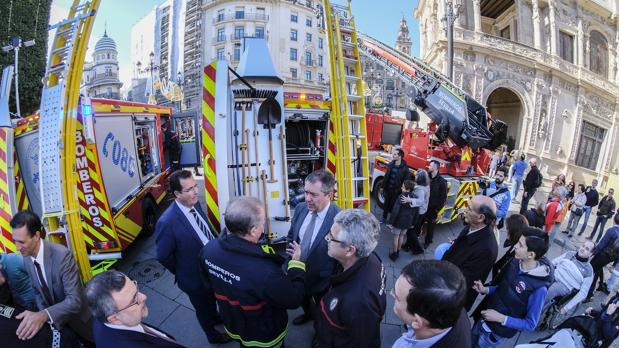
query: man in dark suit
442 195 499 311
10 210 93 344
287 169 341 325
155 170 229 344
85 270 185 348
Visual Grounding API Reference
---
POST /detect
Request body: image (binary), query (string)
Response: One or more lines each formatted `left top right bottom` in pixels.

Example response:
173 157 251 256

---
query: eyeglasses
180 184 198 193
115 280 141 313
325 231 344 244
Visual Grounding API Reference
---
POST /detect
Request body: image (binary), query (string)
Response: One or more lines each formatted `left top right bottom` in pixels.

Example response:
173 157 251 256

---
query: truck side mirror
406 109 420 122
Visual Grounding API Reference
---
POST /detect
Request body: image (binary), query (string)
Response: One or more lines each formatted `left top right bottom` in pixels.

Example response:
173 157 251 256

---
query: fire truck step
346 95 361 101
348 114 363 120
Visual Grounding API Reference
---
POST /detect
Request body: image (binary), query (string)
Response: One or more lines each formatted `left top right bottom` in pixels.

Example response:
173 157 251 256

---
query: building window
107 53 110 59
575 121 606 170
291 29 297 41
500 26 510 40
291 12 298 23
305 70 312 80
306 33 312 42
305 51 312 66
105 67 112 76
386 79 394 90
255 26 264 39
234 45 241 61
235 7 245 19
559 31 574 63
590 30 608 77
217 28 225 42
318 37 323 49
217 9 224 22
217 48 225 60
306 0 313 8
318 55 323 67
256 7 265 18
290 48 297 61
290 68 297 79
306 18 312 27
318 73 324 82
234 26 244 39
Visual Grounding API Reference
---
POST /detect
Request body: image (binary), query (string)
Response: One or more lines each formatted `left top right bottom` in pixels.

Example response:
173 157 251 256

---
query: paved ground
114 176 615 348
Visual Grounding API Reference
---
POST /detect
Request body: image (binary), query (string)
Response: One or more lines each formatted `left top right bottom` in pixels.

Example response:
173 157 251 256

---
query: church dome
94 31 117 52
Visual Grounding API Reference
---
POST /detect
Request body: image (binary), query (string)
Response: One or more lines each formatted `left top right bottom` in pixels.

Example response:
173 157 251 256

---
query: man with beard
380 148 409 223
423 160 448 248
483 166 511 229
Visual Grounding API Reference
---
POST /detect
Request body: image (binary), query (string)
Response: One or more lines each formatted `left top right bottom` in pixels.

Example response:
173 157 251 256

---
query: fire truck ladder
39 0 100 281
324 1 370 211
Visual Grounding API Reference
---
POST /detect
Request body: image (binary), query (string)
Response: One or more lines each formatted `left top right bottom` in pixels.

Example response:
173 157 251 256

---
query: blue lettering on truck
102 131 136 178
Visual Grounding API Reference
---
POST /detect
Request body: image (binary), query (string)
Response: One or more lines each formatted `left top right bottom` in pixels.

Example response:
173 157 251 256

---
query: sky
50 0 420 91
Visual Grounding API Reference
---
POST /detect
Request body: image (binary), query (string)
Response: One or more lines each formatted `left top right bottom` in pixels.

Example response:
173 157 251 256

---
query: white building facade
415 0 619 189
81 32 123 99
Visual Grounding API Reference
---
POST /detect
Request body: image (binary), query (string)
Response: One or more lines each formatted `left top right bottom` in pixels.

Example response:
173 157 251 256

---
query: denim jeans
607 263 619 292
566 212 582 236
590 216 609 242
578 206 593 235
511 175 523 200
471 320 507 348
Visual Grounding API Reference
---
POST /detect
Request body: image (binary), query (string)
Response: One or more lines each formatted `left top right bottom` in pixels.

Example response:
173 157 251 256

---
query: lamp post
441 0 462 81
137 52 159 103
2 36 35 117
176 71 184 112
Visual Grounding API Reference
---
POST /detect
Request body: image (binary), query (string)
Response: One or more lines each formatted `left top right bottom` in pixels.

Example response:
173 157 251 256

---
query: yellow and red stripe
202 62 221 234
0 128 15 253
326 122 337 176
13 154 29 211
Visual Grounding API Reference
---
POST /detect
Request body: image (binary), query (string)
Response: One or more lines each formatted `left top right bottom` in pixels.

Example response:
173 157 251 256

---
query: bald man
443 195 499 310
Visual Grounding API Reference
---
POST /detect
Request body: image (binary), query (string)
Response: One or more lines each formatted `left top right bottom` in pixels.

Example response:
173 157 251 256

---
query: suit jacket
442 225 498 310
23 240 92 336
156 201 211 295
93 320 185 348
287 202 340 295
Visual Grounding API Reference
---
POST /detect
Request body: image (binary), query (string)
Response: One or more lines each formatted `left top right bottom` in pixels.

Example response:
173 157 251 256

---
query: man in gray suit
10 211 93 344
287 170 341 325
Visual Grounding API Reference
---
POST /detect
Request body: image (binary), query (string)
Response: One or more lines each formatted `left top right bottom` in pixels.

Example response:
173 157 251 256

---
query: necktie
142 323 179 344
189 208 215 242
34 261 53 305
300 212 318 261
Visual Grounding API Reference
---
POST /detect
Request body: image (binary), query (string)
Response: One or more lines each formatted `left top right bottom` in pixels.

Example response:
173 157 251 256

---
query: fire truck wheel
372 178 385 210
141 198 158 237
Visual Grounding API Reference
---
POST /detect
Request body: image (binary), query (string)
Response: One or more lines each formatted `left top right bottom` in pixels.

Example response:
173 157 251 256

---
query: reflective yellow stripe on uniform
224 325 287 348
287 260 306 272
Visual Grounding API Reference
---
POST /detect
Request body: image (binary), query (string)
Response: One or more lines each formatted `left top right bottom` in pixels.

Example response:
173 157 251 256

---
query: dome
94 31 117 52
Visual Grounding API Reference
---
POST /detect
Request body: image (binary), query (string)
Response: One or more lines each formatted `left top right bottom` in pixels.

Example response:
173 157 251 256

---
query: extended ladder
39 0 100 281
324 1 370 211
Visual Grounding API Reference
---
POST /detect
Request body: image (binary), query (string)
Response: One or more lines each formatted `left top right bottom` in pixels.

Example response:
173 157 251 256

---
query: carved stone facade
414 0 619 189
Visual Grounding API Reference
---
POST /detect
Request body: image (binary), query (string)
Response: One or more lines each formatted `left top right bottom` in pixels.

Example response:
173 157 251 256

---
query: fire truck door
171 111 201 167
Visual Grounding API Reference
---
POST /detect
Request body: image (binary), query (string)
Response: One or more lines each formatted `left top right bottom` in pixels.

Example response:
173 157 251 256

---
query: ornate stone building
81 31 123 99
415 0 619 189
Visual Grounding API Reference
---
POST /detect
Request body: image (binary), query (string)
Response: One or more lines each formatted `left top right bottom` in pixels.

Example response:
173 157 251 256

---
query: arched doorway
486 87 523 150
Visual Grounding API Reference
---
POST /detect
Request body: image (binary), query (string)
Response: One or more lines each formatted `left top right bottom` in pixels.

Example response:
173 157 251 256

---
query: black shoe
312 336 320 348
401 245 411 252
423 242 431 249
598 284 610 295
208 332 232 344
561 230 569 234
293 313 312 325
389 251 399 261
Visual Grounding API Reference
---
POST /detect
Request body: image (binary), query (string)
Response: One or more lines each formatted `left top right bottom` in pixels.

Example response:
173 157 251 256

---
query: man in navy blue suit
155 170 230 344
287 170 341 326
85 270 185 348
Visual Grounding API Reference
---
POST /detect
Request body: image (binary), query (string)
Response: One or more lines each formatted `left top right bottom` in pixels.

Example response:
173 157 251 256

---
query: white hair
333 209 380 258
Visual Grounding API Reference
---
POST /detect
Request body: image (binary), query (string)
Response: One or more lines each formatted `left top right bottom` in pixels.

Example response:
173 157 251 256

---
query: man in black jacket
578 179 600 236
519 158 542 214
423 160 447 248
442 195 499 310
314 209 386 348
380 148 409 222
391 260 471 348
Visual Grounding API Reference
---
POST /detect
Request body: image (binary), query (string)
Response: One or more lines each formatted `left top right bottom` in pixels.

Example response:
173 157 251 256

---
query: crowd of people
2 156 619 348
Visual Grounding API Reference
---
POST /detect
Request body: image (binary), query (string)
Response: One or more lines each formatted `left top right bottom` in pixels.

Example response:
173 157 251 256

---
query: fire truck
359 34 507 224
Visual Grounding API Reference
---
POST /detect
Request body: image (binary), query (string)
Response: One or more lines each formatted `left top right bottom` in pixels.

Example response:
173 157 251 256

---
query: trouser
188 291 220 340
548 223 560 243
566 212 582 235
471 320 507 348
590 216 610 242
578 206 593 235
543 282 571 312
382 190 397 219
300 289 325 317
511 175 523 200
423 208 440 245
587 252 614 299
403 213 425 254
519 189 536 214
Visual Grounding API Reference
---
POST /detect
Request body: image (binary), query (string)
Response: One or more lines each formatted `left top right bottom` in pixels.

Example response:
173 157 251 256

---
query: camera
477 178 490 190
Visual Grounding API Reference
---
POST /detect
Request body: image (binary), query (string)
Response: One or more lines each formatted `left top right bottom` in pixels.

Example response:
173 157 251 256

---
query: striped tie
189 208 215 241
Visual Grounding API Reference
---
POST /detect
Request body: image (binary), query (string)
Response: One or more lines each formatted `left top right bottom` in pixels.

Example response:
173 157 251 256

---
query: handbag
574 207 584 216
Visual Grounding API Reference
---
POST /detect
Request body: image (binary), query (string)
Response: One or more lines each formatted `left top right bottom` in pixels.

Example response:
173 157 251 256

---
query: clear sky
51 0 421 89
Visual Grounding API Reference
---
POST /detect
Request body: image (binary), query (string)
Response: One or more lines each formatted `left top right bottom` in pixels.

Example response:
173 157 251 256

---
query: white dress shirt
176 200 210 245
298 202 331 249
31 241 53 322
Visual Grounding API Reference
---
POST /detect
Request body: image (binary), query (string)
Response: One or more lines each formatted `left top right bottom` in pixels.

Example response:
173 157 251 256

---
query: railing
213 13 269 24
93 92 121 100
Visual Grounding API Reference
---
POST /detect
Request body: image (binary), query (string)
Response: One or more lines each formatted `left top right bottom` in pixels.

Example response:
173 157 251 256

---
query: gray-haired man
314 209 387 348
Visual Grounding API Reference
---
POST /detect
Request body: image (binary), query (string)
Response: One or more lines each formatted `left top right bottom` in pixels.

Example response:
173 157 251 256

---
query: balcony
93 92 121 100
213 12 269 24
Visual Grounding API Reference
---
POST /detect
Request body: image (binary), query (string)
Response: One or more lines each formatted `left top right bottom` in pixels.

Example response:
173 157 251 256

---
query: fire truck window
135 125 156 179
381 123 403 146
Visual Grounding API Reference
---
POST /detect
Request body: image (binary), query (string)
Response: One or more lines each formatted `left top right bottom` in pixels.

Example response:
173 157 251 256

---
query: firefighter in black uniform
199 197 305 348
314 209 386 348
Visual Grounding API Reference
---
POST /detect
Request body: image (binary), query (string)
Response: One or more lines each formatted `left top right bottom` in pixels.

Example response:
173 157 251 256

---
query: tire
141 197 158 237
372 177 385 210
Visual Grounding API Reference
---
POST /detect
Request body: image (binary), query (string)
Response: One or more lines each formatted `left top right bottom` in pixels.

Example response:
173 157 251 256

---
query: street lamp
176 71 184 112
2 36 35 117
441 0 462 81
137 52 159 103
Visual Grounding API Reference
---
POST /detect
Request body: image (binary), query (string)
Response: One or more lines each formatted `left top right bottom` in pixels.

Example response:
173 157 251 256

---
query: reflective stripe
287 260 306 272
224 325 286 348
319 298 346 330
214 293 266 311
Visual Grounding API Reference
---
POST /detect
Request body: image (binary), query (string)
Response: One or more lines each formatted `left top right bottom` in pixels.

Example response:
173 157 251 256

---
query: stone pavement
114 177 615 348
